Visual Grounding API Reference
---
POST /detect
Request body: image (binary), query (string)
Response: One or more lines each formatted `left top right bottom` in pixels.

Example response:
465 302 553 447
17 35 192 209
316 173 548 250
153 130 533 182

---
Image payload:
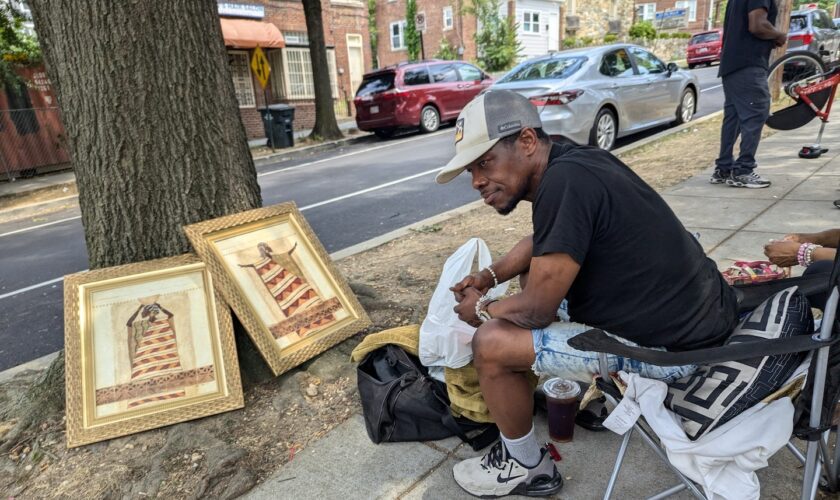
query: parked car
788 7 840 64
834 17 840 29
353 60 493 138
489 45 699 151
687 29 723 69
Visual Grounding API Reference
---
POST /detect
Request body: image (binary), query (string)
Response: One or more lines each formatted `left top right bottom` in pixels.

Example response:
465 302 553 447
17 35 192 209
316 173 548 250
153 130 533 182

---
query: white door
346 34 364 96
547 11 559 52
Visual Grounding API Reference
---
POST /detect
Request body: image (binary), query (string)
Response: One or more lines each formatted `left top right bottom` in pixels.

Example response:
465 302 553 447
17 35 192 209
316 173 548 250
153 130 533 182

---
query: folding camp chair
568 250 840 500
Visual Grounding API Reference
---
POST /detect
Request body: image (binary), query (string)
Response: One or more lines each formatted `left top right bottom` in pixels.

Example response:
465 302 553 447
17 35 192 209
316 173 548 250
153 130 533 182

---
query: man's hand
783 233 804 244
450 269 494 301
453 286 483 328
764 240 800 267
774 33 787 47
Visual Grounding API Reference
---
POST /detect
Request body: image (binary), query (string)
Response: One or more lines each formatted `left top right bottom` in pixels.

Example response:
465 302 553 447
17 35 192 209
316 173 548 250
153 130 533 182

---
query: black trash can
259 104 295 149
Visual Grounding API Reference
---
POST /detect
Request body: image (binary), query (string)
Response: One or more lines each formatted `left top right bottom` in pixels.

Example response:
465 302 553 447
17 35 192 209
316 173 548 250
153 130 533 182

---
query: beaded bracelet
482 266 499 289
797 243 809 267
804 244 823 267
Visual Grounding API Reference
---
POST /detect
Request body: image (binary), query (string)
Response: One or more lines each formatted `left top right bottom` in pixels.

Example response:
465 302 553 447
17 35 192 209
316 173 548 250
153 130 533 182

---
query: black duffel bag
357 344 498 451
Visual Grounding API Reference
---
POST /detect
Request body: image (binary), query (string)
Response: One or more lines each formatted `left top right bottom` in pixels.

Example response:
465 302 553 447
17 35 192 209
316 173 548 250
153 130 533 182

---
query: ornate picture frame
184 202 370 376
64 254 244 448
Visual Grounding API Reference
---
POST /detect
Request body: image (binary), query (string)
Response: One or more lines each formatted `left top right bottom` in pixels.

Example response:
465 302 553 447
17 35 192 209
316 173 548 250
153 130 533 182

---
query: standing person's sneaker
453 440 563 498
709 169 728 184
727 172 771 188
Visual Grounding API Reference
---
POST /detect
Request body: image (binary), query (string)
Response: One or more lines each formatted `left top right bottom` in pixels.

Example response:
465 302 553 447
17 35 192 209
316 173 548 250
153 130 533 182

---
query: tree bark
28 0 262 269
302 0 343 140
2 0 263 452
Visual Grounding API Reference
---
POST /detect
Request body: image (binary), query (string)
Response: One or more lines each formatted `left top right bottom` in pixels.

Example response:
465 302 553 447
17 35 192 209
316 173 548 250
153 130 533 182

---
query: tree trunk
28 0 262 269
770 0 793 101
2 0 263 452
302 0 343 141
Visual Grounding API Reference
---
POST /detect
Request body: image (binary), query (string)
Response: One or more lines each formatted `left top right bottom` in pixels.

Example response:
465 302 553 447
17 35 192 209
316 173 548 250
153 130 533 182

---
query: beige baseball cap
435 90 543 184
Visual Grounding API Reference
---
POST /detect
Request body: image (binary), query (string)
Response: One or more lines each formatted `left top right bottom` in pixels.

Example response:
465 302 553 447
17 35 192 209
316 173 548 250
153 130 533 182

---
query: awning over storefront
220 18 285 49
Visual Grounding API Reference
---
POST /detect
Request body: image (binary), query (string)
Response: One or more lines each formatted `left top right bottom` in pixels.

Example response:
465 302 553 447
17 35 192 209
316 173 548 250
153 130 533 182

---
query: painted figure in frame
239 241 342 340
125 297 185 408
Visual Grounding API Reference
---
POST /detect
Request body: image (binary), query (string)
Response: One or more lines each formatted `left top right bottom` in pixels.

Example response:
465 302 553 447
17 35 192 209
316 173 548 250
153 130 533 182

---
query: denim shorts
531 314 698 384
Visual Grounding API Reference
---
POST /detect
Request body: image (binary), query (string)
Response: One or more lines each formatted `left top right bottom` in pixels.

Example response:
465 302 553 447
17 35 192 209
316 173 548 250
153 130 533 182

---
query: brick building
634 0 717 33
220 1 372 139
373 0 477 68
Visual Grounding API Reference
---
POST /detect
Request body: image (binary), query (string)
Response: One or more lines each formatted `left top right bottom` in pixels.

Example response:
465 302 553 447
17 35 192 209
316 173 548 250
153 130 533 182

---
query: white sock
501 424 542 468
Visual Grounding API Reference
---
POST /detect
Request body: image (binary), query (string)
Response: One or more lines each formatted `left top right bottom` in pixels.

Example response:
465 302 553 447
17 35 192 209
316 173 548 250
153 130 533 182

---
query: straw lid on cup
435 90 544 184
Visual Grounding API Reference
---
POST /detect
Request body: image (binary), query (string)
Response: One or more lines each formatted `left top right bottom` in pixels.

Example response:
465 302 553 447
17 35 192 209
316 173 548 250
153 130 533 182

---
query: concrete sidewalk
246 122 840 500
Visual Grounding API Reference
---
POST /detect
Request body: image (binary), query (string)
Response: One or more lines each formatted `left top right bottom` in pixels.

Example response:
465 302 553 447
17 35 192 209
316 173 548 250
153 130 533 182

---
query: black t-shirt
532 144 737 350
719 0 778 77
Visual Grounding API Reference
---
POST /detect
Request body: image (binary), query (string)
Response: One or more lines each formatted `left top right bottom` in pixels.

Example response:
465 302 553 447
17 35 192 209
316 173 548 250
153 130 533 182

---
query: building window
390 20 406 50
283 31 309 45
675 0 697 22
269 47 338 100
443 6 453 30
522 11 540 33
228 51 255 108
638 3 656 21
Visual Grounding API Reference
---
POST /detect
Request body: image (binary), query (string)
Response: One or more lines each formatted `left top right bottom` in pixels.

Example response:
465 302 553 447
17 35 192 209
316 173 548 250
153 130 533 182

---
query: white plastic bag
419 238 509 368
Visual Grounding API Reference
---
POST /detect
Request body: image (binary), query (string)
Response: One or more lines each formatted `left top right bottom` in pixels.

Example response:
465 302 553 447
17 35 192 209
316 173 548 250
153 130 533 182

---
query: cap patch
455 118 465 143
497 120 521 134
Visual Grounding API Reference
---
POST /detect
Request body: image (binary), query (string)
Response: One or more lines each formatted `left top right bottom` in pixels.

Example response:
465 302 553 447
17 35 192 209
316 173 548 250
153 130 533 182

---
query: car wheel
675 88 696 125
589 108 616 151
419 105 440 133
688 63 696 69
374 128 395 139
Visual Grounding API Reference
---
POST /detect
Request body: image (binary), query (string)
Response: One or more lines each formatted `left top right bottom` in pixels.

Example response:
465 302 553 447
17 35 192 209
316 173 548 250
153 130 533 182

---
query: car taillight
529 90 584 106
790 33 814 45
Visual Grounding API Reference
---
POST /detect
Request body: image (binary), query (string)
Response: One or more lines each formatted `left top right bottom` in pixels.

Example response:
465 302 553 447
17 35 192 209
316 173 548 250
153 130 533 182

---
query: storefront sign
218 3 265 19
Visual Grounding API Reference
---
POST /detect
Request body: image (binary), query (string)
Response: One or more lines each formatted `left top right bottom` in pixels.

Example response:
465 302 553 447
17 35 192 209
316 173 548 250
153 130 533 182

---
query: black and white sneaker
452 440 563 498
727 172 771 188
709 169 727 184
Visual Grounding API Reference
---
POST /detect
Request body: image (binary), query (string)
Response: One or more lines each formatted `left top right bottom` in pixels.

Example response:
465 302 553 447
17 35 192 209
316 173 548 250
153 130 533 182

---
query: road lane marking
0 275 69 301
258 130 449 178
701 84 722 93
0 215 82 238
0 168 441 300
298 168 439 211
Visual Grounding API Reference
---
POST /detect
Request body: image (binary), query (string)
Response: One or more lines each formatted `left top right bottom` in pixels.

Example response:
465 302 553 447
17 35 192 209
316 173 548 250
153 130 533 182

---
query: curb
612 109 724 157
0 112 724 378
0 180 76 206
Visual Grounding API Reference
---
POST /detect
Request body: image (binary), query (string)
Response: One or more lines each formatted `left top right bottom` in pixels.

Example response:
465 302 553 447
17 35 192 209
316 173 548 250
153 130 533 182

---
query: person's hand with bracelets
764 229 839 268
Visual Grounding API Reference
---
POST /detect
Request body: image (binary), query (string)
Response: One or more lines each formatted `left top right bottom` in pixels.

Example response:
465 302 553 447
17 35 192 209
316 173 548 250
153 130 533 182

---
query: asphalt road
0 64 724 370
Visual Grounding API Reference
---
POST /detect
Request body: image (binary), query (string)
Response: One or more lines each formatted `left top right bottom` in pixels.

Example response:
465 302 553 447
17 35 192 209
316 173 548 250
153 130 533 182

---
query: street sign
250 47 271 90
415 12 426 32
654 8 688 30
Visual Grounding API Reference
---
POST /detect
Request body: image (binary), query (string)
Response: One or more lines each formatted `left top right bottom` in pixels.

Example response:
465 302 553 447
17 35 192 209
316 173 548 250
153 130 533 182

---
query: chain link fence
0 106 70 182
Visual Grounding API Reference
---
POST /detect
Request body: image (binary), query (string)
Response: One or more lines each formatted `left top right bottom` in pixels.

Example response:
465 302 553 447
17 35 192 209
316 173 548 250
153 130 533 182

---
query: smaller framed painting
64 254 243 448
184 202 371 376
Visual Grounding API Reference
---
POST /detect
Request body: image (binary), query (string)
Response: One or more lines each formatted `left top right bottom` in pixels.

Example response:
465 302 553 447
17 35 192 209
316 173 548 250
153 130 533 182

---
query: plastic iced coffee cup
543 378 581 442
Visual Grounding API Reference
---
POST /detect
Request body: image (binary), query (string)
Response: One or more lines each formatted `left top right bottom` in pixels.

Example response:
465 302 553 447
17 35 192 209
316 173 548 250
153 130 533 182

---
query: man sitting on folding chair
435 90 740 498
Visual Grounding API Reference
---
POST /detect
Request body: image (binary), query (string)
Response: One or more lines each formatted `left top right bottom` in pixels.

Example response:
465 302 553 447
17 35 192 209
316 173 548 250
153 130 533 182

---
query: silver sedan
489 44 699 150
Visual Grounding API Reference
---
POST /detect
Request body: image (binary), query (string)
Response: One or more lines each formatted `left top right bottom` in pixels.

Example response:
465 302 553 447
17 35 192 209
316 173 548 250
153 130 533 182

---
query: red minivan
687 29 723 69
354 60 493 138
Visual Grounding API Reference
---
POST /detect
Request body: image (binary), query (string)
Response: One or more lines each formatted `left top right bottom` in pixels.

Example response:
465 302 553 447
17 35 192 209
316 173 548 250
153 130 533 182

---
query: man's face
465 137 529 215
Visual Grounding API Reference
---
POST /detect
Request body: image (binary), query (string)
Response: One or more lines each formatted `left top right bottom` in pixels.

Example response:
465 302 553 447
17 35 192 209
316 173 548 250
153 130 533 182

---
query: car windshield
498 57 586 83
790 15 807 31
690 32 719 44
356 73 395 97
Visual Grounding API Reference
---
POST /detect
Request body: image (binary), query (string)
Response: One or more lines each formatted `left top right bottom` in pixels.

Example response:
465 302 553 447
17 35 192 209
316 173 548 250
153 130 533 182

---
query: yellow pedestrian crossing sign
251 47 271 89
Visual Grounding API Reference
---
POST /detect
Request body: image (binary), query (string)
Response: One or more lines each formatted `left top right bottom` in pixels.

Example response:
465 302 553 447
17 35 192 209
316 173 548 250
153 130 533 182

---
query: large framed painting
184 202 370 376
64 255 244 448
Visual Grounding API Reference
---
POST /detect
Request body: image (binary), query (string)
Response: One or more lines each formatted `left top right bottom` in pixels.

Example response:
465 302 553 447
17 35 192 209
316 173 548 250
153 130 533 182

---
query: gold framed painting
64 254 244 448
184 202 371 376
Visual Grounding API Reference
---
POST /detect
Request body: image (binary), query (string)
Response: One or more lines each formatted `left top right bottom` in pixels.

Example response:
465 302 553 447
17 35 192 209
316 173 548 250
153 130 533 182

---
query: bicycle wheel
767 50 828 113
